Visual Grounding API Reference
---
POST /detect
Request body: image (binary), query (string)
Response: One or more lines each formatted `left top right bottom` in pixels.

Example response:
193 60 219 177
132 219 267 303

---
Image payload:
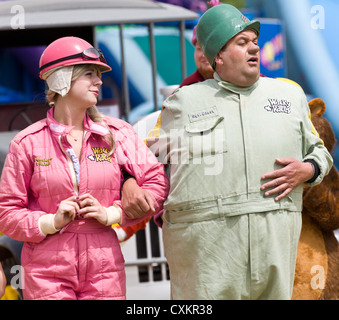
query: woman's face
67 66 102 108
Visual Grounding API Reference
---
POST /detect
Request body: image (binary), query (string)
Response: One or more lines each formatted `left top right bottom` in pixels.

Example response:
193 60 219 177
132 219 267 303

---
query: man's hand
121 178 155 219
261 158 314 201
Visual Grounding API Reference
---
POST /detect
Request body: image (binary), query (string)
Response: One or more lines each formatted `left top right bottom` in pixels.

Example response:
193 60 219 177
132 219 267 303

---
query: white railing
121 220 170 300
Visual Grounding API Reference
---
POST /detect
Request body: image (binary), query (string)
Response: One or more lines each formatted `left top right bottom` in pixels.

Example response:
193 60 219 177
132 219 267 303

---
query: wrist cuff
38 214 60 236
304 159 320 183
104 204 122 226
122 171 135 186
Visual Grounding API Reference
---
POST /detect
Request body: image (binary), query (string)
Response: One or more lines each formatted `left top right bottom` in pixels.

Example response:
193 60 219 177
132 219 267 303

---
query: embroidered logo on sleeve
189 107 218 123
264 99 291 114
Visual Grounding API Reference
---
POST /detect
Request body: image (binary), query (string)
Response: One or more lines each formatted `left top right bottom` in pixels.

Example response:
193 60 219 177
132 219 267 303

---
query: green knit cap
196 4 260 68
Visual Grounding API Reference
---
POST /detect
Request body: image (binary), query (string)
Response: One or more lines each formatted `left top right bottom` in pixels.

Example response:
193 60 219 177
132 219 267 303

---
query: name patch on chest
35 158 52 166
189 107 218 123
264 99 291 114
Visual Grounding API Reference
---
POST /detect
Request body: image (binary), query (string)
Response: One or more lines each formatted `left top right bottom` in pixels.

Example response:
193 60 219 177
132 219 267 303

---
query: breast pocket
184 116 227 160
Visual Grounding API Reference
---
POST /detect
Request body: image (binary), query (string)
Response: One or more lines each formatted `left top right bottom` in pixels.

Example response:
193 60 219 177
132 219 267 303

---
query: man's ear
214 53 223 68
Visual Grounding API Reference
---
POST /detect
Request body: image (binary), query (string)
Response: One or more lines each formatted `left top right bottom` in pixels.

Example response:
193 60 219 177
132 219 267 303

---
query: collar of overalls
214 72 260 96
46 106 110 137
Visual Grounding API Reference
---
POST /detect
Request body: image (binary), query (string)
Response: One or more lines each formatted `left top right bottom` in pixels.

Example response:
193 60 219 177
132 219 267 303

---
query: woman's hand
77 193 108 225
54 196 80 230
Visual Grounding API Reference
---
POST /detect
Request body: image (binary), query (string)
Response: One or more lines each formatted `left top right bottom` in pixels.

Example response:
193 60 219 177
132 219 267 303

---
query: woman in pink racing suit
0 37 169 300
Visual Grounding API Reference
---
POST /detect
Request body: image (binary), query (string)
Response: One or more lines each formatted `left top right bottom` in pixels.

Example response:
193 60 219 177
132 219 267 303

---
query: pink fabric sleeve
113 123 169 227
0 140 46 243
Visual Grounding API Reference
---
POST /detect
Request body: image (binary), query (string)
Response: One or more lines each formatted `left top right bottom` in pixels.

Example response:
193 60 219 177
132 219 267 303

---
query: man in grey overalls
144 4 333 300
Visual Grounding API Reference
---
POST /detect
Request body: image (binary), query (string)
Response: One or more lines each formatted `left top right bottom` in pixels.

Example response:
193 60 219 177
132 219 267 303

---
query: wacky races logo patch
264 98 291 114
87 147 112 163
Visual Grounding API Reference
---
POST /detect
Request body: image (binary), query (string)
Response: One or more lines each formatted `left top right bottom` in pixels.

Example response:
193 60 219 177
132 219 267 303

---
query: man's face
215 30 260 87
194 43 214 80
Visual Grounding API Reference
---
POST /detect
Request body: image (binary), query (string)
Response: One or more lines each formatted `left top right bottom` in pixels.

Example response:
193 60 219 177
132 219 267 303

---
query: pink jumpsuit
0 108 169 300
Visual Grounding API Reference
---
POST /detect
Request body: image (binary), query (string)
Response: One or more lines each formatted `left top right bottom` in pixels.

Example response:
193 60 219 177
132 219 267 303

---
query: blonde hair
46 64 115 154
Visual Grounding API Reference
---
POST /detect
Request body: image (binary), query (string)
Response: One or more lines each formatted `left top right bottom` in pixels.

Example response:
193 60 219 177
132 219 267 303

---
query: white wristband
38 214 60 236
104 204 122 226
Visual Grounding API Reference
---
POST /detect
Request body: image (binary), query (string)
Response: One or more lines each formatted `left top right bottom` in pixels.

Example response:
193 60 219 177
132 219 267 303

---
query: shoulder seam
13 119 48 143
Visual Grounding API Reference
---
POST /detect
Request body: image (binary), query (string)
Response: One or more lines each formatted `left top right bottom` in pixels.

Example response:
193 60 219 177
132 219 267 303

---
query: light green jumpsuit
147 75 333 300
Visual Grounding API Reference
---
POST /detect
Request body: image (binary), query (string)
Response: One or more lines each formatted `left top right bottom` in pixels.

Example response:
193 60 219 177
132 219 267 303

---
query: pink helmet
39 36 111 79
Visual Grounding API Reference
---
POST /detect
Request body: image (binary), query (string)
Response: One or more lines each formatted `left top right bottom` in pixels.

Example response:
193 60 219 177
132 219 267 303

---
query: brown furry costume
292 98 339 300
